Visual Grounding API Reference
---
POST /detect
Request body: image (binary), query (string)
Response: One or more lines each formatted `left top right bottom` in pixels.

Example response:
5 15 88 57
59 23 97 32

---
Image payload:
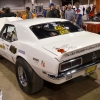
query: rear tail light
60 62 71 71
71 58 82 67
59 58 82 72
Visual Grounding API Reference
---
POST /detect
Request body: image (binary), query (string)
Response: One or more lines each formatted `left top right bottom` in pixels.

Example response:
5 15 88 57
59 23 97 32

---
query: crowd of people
0 7 16 17
44 2 83 27
0 7 37 19
0 2 94 28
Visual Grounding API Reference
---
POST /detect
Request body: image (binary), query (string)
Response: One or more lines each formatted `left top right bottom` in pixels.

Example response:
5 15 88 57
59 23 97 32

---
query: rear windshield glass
30 21 83 39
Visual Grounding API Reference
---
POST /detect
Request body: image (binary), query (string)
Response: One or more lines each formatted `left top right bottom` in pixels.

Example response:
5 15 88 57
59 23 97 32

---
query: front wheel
16 57 44 94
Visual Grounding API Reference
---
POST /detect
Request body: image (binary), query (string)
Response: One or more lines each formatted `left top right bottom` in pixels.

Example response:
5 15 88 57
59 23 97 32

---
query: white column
94 0 96 5
71 0 73 7
31 0 35 4
31 0 35 12
50 0 52 3
88 0 90 5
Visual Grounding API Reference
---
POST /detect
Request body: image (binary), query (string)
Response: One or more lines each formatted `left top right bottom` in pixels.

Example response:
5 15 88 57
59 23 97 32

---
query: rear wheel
0 55 4 59
16 57 44 94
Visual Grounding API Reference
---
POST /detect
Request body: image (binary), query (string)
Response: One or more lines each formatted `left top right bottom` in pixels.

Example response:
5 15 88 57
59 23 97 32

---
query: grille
82 50 100 65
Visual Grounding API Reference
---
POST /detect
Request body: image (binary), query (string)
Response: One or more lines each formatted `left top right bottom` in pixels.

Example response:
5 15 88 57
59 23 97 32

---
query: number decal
0 44 5 49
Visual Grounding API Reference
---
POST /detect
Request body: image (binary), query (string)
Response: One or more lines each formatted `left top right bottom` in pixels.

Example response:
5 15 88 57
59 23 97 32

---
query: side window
1 24 18 42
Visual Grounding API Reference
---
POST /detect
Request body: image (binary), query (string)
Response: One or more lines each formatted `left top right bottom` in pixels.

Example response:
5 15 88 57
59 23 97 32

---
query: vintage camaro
0 17 100 94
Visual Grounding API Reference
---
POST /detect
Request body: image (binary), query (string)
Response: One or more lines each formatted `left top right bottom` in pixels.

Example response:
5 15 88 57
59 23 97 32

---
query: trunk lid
42 31 100 61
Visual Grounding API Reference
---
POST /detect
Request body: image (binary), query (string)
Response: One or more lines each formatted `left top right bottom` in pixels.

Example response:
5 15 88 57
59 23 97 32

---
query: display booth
96 0 100 13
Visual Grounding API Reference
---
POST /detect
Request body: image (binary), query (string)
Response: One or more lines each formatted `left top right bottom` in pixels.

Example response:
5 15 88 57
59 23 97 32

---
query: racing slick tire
16 57 44 94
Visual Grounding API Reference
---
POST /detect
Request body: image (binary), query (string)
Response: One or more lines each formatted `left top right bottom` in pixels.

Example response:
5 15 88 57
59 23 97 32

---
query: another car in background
83 12 100 34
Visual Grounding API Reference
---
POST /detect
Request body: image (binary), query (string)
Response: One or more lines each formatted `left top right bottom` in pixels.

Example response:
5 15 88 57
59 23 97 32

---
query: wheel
0 55 4 59
16 57 44 94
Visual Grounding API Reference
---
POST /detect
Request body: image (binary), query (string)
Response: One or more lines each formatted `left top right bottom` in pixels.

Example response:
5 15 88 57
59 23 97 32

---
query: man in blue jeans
75 2 83 27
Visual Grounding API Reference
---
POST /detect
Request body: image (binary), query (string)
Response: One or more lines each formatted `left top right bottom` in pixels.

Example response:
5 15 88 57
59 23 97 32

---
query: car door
0 26 7 56
0 24 18 62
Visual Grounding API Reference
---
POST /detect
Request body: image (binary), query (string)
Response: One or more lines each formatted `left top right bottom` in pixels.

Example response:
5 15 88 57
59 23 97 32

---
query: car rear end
29 19 100 84
47 47 100 84
41 32 100 84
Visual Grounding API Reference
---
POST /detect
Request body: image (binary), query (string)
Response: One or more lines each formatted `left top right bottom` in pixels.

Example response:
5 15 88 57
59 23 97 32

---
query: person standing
75 2 83 27
65 4 75 22
22 7 33 19
59 6 63 18
0 7 16 17
53 5 60 18
2 8 5 13
25 7 33 19
83 7 85 15
88 6 91 11
62 6 67 19
86 7 90 20
46 3 54 18
43 9 47 17
46 3 60 18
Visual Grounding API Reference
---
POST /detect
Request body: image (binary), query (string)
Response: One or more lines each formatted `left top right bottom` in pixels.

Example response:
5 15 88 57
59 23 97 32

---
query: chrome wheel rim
18 66 27 87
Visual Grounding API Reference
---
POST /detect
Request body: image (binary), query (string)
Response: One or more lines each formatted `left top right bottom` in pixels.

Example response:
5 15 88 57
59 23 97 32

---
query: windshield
30 21 83 39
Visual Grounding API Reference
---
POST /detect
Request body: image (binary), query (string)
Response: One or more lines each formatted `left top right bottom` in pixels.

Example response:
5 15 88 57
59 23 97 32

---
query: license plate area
85 65 97 75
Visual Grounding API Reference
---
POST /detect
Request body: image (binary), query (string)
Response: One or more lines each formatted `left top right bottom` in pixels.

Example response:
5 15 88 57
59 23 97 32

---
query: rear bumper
47 60 100 84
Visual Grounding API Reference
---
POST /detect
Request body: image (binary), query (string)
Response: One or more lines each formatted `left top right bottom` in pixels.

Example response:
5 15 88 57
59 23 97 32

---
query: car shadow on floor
0 58 100 100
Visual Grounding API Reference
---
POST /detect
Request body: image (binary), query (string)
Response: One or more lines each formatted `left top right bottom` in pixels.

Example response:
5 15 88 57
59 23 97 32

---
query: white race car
0 17 100 94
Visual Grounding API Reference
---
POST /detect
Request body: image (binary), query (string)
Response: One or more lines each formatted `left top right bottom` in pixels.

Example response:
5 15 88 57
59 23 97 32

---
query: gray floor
0 58 100 100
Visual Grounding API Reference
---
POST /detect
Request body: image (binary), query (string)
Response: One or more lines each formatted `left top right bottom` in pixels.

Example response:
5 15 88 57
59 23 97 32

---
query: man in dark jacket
0 7 16 17
53 5 60 18
47 3 60 18
47 3 55 18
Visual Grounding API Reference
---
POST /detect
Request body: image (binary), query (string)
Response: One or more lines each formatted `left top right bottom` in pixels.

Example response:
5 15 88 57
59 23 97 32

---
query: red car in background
83 12 100 34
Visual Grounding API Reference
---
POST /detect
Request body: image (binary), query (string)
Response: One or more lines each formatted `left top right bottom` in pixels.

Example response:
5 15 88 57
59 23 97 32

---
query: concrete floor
0 58 100 100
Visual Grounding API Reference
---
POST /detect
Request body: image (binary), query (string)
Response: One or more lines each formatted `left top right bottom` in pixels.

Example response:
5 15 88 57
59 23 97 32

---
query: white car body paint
0 17 100 84
0 17 22 30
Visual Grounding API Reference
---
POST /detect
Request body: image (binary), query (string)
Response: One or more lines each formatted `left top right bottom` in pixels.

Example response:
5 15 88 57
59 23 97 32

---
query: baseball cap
49 3 54 7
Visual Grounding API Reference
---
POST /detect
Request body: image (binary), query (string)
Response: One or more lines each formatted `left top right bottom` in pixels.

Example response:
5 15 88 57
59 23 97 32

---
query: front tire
16 57 44 94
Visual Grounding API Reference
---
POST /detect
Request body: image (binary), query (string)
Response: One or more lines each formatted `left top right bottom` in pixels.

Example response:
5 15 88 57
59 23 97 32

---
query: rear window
30 21 83 39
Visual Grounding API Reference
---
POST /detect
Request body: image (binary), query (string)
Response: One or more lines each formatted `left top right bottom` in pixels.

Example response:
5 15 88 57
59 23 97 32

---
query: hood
42 31 100 61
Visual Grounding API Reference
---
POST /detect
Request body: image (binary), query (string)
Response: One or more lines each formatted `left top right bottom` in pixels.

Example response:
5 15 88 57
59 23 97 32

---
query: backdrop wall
0 0 61 11
0 0 32 11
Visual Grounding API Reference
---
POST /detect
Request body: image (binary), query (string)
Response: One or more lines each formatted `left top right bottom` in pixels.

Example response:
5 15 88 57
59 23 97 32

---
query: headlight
59 57 82 72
